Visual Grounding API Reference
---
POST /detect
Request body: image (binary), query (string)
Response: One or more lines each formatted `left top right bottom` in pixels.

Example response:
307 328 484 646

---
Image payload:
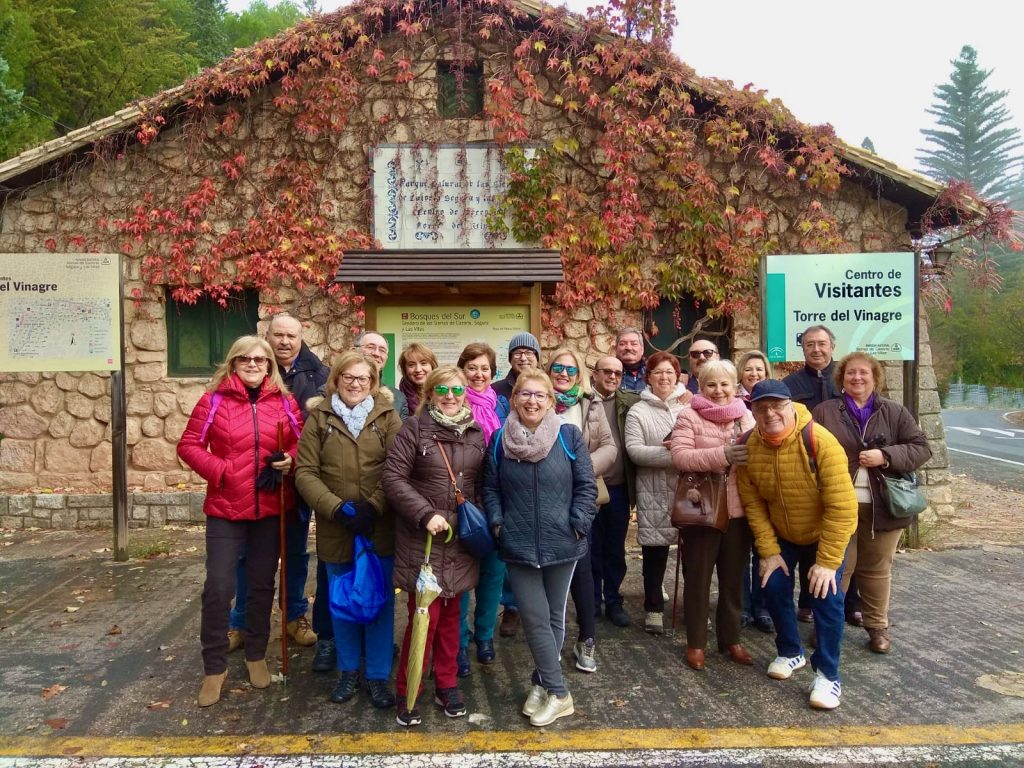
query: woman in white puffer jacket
623 351 691 635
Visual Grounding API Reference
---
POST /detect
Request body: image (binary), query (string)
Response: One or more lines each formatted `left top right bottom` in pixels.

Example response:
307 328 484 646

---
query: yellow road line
2 723 1024 757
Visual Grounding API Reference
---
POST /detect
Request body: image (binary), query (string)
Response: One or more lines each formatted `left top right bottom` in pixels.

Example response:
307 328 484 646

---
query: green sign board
375 304 531 386
763 253 917 362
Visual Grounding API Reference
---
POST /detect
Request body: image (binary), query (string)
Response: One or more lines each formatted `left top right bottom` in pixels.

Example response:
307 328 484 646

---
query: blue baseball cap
750 379 792 402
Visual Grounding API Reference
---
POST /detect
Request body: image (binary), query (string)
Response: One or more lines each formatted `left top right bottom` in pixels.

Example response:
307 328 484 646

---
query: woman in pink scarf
455 342 504 676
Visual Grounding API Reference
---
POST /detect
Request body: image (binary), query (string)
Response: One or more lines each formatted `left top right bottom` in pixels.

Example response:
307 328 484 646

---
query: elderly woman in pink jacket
669 359 755 672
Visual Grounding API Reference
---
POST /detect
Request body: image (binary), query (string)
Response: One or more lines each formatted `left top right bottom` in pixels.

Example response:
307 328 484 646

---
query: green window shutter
437 61 484 119
166 289 259 376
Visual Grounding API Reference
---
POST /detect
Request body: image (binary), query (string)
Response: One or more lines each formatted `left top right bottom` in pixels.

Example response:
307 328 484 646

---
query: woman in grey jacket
483 368 597 728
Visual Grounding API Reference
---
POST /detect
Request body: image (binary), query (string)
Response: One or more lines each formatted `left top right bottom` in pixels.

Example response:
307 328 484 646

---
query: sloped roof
0 0 975 227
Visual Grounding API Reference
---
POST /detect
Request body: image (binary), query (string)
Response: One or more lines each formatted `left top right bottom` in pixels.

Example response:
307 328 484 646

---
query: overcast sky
225 0 1023 174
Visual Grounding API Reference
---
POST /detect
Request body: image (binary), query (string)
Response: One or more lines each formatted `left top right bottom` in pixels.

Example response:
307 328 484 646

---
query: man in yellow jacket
735 379 857 710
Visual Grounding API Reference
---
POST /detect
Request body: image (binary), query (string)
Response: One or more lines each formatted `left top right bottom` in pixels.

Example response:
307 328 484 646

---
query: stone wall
0 491 204 530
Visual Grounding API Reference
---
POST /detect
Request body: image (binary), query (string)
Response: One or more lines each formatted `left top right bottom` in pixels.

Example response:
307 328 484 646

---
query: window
166 289 259 376
437 61 484 118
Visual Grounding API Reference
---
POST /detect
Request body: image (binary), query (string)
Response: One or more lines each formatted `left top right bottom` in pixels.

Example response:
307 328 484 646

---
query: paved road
942 409 1024 490
1 527 1022 766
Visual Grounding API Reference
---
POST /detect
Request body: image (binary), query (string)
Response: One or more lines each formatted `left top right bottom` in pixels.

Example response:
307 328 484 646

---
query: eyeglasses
235 355 268 366
517 390 549 401
550 363 579 376
594 368 622 378
434 384 466 397
511 350 537 359
688 349 717 360
752 400 791 415
340 373 371 386
357 343 388 355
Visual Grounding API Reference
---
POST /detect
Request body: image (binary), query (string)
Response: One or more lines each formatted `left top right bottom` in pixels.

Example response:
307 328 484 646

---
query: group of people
176 319 931 722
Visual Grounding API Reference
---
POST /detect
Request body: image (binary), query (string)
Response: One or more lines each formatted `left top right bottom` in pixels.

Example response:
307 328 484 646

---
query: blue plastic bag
328 532 387 624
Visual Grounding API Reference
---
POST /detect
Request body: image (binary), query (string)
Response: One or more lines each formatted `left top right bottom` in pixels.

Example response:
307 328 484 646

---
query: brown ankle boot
197 671 227 707
246 659 271 688
867 627 891 654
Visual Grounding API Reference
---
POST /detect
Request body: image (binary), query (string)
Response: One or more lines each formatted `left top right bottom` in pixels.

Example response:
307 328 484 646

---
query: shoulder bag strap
434 438 463 496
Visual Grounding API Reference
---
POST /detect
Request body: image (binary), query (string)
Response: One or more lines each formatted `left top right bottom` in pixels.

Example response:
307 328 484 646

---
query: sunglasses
688 349 716 360
550 363 579 376
235 355 269 366
434 384 466 397
594 368 622 377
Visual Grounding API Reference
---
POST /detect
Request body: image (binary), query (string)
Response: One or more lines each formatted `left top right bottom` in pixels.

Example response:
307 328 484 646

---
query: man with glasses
355 331 410 421
783 325 840 412
685 338 720 394
493 332 542 420
229 315 328 663
736 380 856 711
614 328 647 392
590 356 640 626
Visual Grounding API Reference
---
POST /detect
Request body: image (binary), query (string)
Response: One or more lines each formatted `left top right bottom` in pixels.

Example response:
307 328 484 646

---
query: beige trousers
840 510 905 630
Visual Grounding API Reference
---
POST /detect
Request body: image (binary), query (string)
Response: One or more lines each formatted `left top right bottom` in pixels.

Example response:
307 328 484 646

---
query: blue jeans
460 547 506 648
230 503 311 629
326 557 395 680
589 483 630 608
762 537 846 681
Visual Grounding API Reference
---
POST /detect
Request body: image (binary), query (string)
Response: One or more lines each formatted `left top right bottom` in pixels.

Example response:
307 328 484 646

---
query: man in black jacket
783 325 839 412
228 314 329 662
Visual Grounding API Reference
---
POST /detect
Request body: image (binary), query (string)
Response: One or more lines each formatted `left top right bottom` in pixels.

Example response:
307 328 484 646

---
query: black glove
256 451 286 491
335 501 377 538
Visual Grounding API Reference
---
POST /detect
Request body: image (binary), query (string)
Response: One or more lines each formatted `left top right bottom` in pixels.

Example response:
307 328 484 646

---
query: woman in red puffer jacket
177 335 302 707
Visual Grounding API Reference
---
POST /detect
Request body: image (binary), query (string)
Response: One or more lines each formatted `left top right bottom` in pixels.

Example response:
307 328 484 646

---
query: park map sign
763 252 918 363
0 253 121 373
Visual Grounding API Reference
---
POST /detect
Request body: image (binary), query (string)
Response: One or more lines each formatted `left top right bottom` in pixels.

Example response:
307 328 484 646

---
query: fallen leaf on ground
64 606 80 613
106 625 122 636
41 684 67 700
44 718 68 730
146 700 172 710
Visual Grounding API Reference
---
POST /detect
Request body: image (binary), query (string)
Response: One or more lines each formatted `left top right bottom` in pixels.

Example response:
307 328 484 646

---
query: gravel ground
927 473 1024 549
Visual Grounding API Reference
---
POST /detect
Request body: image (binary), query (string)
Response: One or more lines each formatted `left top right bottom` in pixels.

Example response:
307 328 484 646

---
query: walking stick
277 421 288 681
670 530 682 631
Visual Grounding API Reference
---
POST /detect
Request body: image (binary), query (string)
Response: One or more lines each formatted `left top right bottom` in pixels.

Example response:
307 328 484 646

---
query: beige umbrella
405 528 451 711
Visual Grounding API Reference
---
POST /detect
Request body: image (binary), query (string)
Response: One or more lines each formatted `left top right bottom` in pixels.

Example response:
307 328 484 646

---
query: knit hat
507 332 541 361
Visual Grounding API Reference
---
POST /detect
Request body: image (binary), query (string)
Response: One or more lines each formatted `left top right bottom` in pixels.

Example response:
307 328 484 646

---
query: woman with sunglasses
383 366 485 727
295 351 403 709
483 368 598 726
454 343 505 677
546 348 616 674
397 342 439 414
177 335 303 707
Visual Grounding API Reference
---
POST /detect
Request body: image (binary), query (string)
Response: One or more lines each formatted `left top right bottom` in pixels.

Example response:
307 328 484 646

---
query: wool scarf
331 393 374 439
690 394 748 424
427 403 475 436
554 384 581 414
502 409 562 463
399 376 422 414
465 386 501 445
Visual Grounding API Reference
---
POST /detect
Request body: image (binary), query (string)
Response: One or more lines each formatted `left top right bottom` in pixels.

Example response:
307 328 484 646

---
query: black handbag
436 439 494 559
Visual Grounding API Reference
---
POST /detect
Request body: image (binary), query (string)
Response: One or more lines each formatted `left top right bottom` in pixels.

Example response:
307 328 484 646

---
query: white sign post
761 252 918 362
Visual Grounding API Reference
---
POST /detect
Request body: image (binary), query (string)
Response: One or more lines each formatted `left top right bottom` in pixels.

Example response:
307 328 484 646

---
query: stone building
0 0 964 529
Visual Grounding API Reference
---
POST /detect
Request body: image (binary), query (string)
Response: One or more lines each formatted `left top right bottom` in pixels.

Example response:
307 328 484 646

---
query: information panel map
0 254 121 373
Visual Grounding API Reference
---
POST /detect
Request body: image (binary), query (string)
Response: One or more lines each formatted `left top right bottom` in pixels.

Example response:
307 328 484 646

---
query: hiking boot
529 692 574 727
755 613 775 634
286 616 317 647
644 611 664 635
456 646 471 678
197 671 226 707
396 705 422 727
475 638 496 664
365 679 396 709
246 659 270 689
499 609 520 637
797 608 813 623
434 687 467 718
329 671 360 703
311 638 336 673
867 626 892 654
574 638 597 673
522 684 548 717
227 629 244 653
606 603 631 627
767 653 806 680
808 670 842 710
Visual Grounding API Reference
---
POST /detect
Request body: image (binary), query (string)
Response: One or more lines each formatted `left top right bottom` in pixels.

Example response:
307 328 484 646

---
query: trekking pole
670 530 682 632
277 421 288 681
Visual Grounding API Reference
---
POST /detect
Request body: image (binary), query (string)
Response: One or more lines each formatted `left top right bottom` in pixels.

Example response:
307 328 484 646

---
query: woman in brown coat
383 365 485 727
295 351 402 710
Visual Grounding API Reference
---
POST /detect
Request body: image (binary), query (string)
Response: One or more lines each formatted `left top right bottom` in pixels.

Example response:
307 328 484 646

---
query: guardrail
943 383 1024 409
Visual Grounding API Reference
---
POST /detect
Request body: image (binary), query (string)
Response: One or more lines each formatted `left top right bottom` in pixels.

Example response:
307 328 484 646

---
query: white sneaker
522 684 547 717
767 653 806 680
644 612 664 635
529 692 574 726
808 670 842 710
574 639 597 673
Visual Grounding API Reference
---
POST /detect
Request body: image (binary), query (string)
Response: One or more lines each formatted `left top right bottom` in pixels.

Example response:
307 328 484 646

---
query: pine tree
860 136 876 153
917 45 1023 202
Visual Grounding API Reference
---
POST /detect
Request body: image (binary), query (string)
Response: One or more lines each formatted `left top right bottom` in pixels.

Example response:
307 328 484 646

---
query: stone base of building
0 492 205 530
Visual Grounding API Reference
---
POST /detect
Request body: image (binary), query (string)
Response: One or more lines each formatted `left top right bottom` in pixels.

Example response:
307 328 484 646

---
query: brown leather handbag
671 471 728 532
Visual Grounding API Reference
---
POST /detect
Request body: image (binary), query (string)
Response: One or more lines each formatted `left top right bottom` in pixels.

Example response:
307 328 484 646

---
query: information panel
371 144 535 250
763 253 917 362
376 305 530 386
0 253 121 372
